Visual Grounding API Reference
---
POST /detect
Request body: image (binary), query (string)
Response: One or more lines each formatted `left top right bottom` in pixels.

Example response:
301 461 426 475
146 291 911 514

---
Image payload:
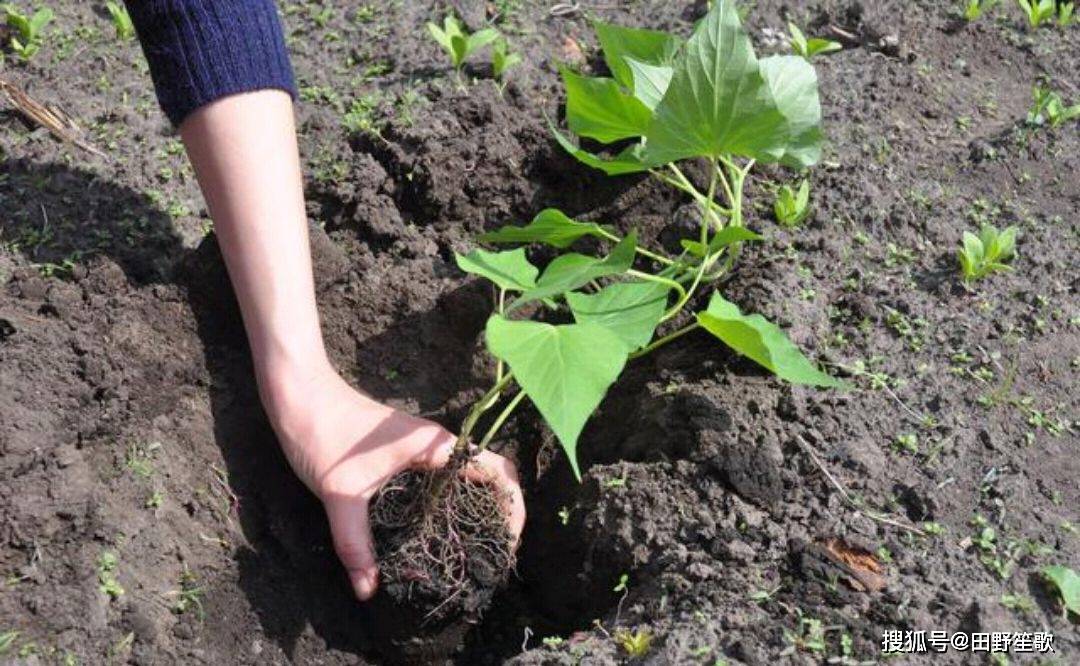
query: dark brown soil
1 1 1078 664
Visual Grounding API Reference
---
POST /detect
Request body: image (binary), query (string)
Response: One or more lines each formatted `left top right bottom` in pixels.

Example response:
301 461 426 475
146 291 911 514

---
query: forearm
179 91 329 410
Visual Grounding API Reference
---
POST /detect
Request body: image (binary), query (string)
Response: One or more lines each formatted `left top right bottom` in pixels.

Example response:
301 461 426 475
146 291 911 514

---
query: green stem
666 164 727 230
456 372 515 452
630 322 701 359
477 389 527 452
628 269 686 304
596 228 676 266
496 289 506 381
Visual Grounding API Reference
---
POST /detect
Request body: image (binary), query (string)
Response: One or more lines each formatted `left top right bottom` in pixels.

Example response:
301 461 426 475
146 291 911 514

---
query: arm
127 2 524 601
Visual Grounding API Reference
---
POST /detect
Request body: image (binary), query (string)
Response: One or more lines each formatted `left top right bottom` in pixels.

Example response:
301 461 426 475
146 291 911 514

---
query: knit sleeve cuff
127 0 297 127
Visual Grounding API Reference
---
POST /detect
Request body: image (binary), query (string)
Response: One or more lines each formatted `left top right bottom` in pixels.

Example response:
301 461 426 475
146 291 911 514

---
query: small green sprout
963 0 998 20
774 180 811 227
1027 85 1080 128
492 37 521 83
105 1 134 40
97 551 124 599
343 93 384 137
1000 593 1035 613
0 631 19 655
170 569 205 619
787 22 841 60
613 573 629 593
3 3 53 59
958 224 1018 283
894 433 919 454
1016 0 1057 27
427 14 500 73
615 628 652 657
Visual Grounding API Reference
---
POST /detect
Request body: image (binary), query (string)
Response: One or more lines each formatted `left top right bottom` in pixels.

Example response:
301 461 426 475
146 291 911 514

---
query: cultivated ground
1 1 1077 664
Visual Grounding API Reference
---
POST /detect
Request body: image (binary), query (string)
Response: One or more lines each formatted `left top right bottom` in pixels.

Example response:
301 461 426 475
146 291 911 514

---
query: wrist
255 349 335 426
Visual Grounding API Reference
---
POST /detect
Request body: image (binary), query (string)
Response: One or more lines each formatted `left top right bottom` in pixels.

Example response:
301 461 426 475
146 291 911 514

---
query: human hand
260 361 526 600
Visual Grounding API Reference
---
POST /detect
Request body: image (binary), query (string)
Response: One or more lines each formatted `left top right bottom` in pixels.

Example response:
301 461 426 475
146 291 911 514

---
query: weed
0 631 19 654
1027 85 1080 128
453 1 844 478
169 569 205 619
427 14 500 75
615 628 652 657
893 433 918 454
787 22 841 60
105 1 134 40
124 442 159 479
958 224 1017 283
343 93 384 137
145 490 163 509
1058 1 1076 25
1000 593 1035 613
773 179 811 227
780 612 826 655
97 551 124 599
3 3 53 59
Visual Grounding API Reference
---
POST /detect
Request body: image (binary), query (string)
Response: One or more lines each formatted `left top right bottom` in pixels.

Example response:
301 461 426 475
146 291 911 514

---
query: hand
260 360 526 601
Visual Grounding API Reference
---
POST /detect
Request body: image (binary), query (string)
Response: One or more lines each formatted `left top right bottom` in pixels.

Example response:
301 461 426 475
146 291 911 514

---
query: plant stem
629 321 701 359
496 289 506 381
627 269 686 304
596 228 676 266
456 372 515 453
665 164 727 230
477 389 527 451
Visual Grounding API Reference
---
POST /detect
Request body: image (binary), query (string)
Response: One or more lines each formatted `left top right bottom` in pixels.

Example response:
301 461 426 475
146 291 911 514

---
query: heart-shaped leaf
625 57 673 110
513 232 637 308
567 281 670 350
1042 565 1080 618
486 316 629 479
593 21 683 90
643 0 784 166
697 292 844 387
551 125 651 175
455 248 538 292
757 55 823 168
479 209 608 248
561 68 653 143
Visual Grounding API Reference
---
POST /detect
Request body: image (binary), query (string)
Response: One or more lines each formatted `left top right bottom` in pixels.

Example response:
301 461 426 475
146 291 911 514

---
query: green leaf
757 55 823 168
697 292 844 387
486 316 629 479
642 0 783 166
455 248 538 291
479 208 608 249
466 27 501 56
567 281 669 350
28 7 51 33
625 57 673 110
513 232 637 308
561 68 653 143
551 126 651 175
593 21 683 90
1042 565 1080 617
805 37 842 57
681 226 763 257
962 231 985 266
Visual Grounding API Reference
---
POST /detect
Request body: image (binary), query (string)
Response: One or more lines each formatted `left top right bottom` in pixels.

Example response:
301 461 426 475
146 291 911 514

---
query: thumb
323 496 379 601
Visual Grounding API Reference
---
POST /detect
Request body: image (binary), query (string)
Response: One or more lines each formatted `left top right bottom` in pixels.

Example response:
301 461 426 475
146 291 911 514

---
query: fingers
323 495 379 601
468 450 527 547
407 435 527 549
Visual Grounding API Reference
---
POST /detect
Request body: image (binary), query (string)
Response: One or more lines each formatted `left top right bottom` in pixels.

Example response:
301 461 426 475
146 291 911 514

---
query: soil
1 1 1078 664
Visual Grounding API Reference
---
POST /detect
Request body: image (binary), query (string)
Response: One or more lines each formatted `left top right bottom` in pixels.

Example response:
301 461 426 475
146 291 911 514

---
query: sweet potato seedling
787 22 841 60
958 223 1018 283
1027 85 1080 127
963 0 999 20
454 0 844 479
774 179 812 227
491 37 521 85
427 14 500 76
1016 0 1057 27
3 3 53 60
105 1 134 41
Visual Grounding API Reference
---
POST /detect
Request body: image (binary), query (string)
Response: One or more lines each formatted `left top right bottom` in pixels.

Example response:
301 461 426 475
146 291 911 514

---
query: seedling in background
97 551 124 599
427 14 500 77
958 224 1018 283
1016 0 1057 27
452 1 844 479
615 628 652 657
1027 85 1080 128
492 37 521 87
774 179 811 227
3 3 53 60
105 1 134 40
962 0 999 20
1058 1 1076 25
787 22 841 60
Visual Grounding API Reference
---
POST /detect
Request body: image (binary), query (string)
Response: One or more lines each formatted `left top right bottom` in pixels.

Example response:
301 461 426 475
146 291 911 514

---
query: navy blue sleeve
125 0 297 127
